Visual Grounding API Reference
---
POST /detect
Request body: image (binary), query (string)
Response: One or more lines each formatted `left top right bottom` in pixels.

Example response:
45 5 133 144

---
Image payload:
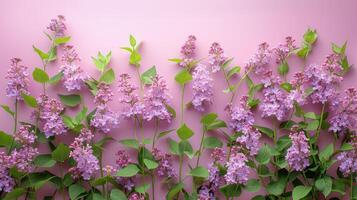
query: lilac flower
337 132 357 178
152 148 176 178
305 54 343 104
47 15 66 37
69 128 99 180
224 148 250 185
274 36 296 64
143 75 172 122
36 95 67 138
13 125 36 145
60 45 89 91
285 130 310 171
179 35 197 68
5 58 30 100
246 42 272 75
208 42 227 73
260 71 290 121
207 163 223 191
192 63 213 111
236 127 261 156
128 192 145 200
0 152 15 193
118 74 145 119
226 96 255 133
286 72 308 108
91 105 120 134
115 150 135 191
198 185 215 200
94 83 114 105
11 146 38 173
329 88 357 134
211 147 226 163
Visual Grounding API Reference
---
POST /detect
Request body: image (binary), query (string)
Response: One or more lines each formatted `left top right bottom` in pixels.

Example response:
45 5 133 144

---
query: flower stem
180 85 186 124
151 173 155 200
230 67 253 103
152 118 159 149
195 128 206 167
151 118 159 200
315 103 326 139
178 155 183 182
7 99 18 154
351 174 354 199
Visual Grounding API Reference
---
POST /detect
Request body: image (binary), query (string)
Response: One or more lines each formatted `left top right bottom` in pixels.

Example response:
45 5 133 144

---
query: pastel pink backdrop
0 0 357 199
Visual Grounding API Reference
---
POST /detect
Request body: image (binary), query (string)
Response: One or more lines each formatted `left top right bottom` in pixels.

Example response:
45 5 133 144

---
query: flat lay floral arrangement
0 15 356 200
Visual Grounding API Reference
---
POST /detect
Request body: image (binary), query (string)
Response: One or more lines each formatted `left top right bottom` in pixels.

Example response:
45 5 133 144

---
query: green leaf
34 154 56 167
92 193 106 200
227 66 241 79
305 119 319 131
189 166 209 178
129 34 137 47
304 112 319 119
255 145 271 165
168 58 182 63
92 51 111 72
166 183 183 200
99 68 115 84
21 93 38 108
48 71 64 84
340 143 353 151
28 172 54 190
69 183 86 200
75 106 88 124
141 66 157 85
58 94 81 107
200 113 218 125
296 45 310 59
135 183 150 194
168 139 180 155
143 159 158 170
246 179 261 192
266 172 287 196
54 36 71 45
0 131 13 148
278 61 289 75
178 140 194 158
280 82 292 92
319 144 334 162
276 135 292 151
3 188 25 200
332 178 345 195
157 129 175 139
303 28 318 44
118 139 139 149
254 125 274 138
219 184 241 197
175 69 192 85
315 176 332 197
177 123 194 140
206 120 227 130
292 186 312 200
110 189 127 200
116 164 140 177
166 104 176 119
32 67 49 83
33 45 49 60
203 137 223 149
129 51 141 66
222 58 234 69
332 41 347 55
51 143 70 162
1 105 14 117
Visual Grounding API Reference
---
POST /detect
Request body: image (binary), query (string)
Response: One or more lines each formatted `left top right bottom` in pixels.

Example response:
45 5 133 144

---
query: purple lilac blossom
337 133 357 178
236 127 261 156
143 75 172 122
208 42 227 73
211 147 226 163
329 88 357 134
10 146 38 173
60 45 89 91
36 95 67 138
47 15 66 37
198 185 215 200
5 58 30 100
226 96 255 133
224 147 250 185
179 35 197 68
117 74 145 119
0 152 15 193
192 63 213 111
286 72 309 108
274 36 296 64
246 42 272 75
69 128 99 180
115 150 135 191
13 125 36 145
128 192 145 200
152 148 176 178
285 130 310 171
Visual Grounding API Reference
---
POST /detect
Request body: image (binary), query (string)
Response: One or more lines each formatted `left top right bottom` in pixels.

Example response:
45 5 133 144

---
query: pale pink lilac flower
115 150 135 191
36 95 67 138
152 148 176 178
60 45 89 91
329 88 357 134
274 36 296 64
224 147 250 185
10 146 38 173
0 152 15 193
5 58 30 100
128 192 145 200
118 74 145 119
192 63 213 111
208 42 227 73
286 72 309 108
69 128 99 180
179 35 197 68
226 96 255 133
337 133 357 178
13 125 36 145
47 15 66 37
246 42 272 75
143 75 172 122
211 147 226 163
236 127 261 156
94 83 114 105
285 130 310 171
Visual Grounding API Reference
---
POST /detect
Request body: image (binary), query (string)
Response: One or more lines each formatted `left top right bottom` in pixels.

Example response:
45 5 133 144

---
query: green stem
8 99 18 154
151 174 155 200
178 155 183 182
230 67 253 103
180 85 186 124
195 128 206 167
315 103 326 139
152 118 159 149
351 174 354 199
99 152 105 195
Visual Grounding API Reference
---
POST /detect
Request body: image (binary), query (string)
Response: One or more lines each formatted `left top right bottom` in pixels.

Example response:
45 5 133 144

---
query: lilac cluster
191 63 213 111
236 127 261 156
274 36 296 64
60 45 88 91
69 128 99 180
198 185 215 200
208 42 227 73
13 125 36 145
91 83 119 133
5 58 30 100
224 147 250 185
285 129 310 171
47 15 66 37
0 152 14 193
128 192 145 200
329 88 357 134
337 133 357 178
305 53 343 104
152 148 176 178
211 147 226 163
117 74 145 119
36 95 67 138
246 42 272 75
226 96 255 133
286 72 308 108
115 150 135 191
179 35 197 68
10 146 38 173
143 75 172 122
260 71 290 121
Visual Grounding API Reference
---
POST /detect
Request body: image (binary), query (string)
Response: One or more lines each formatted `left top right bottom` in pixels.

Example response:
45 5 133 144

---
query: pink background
1 0 357 199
